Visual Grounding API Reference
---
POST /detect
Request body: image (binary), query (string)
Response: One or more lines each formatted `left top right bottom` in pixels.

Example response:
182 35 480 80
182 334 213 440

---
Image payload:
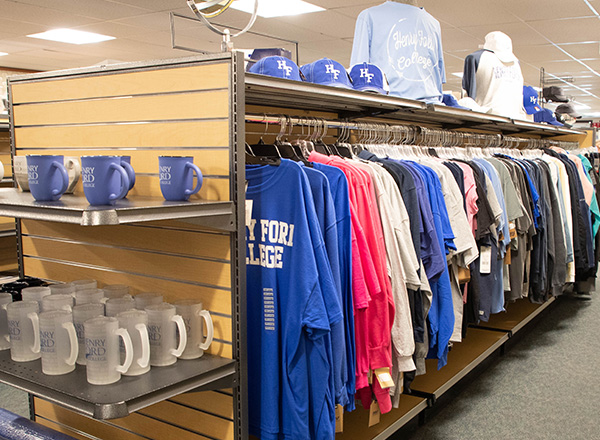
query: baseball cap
300 58 352 89
248 56 302 81
349 63 388 94
483 31 517 63
555 102 581 119
542 86 568 103
523 86 542 114
533 108 563 126
246 48 292 72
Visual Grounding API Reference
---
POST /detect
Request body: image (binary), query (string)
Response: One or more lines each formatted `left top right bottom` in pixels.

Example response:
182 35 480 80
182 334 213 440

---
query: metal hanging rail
245 113 580 150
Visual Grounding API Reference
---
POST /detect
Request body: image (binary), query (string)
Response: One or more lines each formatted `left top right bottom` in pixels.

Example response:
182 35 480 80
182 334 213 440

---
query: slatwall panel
0 123 17 272
11 59 236 439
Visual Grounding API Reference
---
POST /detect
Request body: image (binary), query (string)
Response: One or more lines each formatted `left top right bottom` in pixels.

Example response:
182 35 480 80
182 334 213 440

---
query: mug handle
108 164 130 202
121 161 136 190
62 321 78 366
197 310 214 351
170 315 187 357
27 312 40 354
184 163 203 196
115 328 134 374
135 323 150 368
51 161 69 197
1 304 8 342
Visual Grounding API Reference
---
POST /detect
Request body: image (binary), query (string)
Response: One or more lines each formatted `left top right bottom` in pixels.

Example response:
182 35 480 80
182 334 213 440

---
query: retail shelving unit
0 116 16 273
0 52 583 440
1 53 247 440
243 68 583 439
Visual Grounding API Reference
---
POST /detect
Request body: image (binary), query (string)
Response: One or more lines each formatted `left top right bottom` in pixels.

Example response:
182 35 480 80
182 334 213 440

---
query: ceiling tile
527 17 600 44
556 41 600 59
502 0 594 21
107 0 185 12
12 0 150 21
422 0 518 27
273 11 357 40
459 21 549 46
441 28 484 52
1 1 99 27
513 44 566 63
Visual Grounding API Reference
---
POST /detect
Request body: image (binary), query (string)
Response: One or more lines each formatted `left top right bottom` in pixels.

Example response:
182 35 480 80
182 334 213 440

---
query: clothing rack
245 113 580 150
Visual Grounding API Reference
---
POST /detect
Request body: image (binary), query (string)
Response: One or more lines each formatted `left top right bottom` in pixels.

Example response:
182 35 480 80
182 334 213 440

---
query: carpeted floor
395 293 600 440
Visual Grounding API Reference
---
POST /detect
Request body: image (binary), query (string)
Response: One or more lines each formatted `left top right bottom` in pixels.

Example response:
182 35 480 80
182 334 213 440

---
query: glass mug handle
115 328 134 374
1 304 8 343
184 163 203 196
135 323 150 369
108 163 130 202
171 315 187 357
51 161 69 197
62 321 78 366
197 310 214 351
28 312 40 354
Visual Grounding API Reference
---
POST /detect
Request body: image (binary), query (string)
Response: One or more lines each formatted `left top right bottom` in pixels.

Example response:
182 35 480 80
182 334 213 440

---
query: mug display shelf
245 73 584 138
0 350 236 419
0 189 234 230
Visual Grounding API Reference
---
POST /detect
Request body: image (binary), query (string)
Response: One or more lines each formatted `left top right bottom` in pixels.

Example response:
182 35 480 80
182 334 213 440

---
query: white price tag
245 199 253 228
480 246 492 274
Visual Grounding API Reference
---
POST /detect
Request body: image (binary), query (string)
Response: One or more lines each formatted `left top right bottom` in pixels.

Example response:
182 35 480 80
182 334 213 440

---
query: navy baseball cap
349 63 388 94
300 58 352 89
523 86 542 114
248 56 302 81
534 108 563 126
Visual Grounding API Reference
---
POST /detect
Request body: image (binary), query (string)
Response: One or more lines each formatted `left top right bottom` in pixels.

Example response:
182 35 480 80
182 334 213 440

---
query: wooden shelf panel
410 328 509 398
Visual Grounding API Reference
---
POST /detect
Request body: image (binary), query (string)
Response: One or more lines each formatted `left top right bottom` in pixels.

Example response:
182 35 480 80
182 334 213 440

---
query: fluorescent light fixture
451 72 463 78
27 28 115 45
0 52 7 57
230 0 324 18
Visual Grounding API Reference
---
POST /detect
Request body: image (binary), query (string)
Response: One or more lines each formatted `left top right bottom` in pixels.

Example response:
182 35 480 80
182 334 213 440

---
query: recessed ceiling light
27 29 115 45
230 0 324 18
0 52 7 57
451 72 463 78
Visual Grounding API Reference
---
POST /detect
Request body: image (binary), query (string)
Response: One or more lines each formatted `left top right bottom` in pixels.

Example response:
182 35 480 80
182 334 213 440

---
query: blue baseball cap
248 56 301 81
349 63 388 94
442 93 470 110
523 86 541 114
300 58 352 89
534 108 563 126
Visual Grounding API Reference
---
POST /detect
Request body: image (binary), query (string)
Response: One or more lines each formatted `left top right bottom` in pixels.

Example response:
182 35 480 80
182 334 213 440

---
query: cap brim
320 82 353 89
354 85 387 94
494 51 518 63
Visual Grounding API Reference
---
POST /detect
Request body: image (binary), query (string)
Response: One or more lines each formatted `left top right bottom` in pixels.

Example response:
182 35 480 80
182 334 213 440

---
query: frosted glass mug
117 310 150 376
0 293 12 350
41 294 74 312
21 286 51 303
105 297 135 317
50 283 75 297
174 299 214 360
84 316 133 385
103 285 131 299
39 310 78 375
134 292 163 310
72 279 97 292
75 289 106 306
7 300 40 362
146 303 187 367
73 303 105 365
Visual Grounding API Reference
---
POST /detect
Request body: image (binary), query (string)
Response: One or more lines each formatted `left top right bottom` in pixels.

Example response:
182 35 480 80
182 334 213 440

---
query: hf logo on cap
325 63 340 79
360 68 375 83
277 60 293 77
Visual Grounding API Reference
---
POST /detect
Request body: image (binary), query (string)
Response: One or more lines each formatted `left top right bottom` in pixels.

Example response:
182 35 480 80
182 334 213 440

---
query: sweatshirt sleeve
462 50 483 98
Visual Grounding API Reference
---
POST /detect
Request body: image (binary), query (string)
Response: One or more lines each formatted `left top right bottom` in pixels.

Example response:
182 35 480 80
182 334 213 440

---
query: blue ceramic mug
81 156 130 206
26 155 69 201
118 156 135 193
158 156 203 201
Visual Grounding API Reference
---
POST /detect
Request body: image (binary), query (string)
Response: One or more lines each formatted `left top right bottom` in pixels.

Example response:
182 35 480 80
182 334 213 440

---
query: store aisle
397 293 600 440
